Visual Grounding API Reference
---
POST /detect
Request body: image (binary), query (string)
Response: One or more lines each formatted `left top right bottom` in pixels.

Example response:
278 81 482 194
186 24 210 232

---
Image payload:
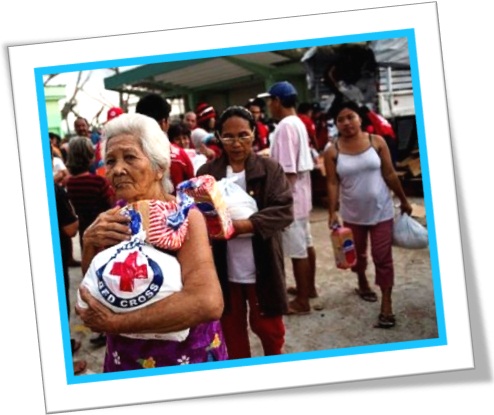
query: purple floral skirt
103 320 228 372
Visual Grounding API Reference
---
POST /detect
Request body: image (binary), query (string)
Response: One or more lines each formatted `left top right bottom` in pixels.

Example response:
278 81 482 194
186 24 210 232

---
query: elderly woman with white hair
76 113 227 371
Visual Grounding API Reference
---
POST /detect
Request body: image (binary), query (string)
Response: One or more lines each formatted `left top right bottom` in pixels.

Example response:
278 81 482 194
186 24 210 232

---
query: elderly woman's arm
77 208 223 334
248 160 294 239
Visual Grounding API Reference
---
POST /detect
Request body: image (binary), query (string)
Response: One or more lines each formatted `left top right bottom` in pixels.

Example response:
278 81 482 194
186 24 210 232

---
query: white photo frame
8 3 473 413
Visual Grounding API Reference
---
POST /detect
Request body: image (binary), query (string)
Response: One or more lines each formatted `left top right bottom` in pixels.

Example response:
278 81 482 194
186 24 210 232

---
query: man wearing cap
258 81 318 315
136 93 195 193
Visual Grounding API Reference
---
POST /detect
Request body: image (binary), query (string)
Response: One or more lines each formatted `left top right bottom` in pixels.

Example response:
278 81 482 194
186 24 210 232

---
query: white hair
102 113 172 192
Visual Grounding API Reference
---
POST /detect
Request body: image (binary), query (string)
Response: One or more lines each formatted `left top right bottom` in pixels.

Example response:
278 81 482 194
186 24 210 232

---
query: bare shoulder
371 133 387 147
323 144 337 161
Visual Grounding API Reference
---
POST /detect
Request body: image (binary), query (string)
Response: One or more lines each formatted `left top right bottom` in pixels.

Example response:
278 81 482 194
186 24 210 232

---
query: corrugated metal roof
104 52 297 96
154 58 252 87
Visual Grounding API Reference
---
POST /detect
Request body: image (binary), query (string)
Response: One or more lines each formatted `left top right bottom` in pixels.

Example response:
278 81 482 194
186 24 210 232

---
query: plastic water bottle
331 225 357 269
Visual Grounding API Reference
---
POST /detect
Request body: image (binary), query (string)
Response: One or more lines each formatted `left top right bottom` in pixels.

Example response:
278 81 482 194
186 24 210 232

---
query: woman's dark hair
66 136 94 175
216 105 256 134
327 97 363 121
167 122 191 142
49 132 61 145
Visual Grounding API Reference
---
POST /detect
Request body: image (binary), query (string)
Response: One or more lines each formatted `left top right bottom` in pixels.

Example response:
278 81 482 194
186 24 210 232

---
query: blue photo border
34 27 445 385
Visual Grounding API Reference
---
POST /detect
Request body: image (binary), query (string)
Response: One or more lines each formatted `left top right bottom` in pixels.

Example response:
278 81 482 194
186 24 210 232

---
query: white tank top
336 143 394 225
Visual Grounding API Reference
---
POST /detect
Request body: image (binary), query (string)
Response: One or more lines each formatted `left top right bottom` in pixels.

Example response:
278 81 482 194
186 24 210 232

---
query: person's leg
306 221 318 298
289 257 311 312
67 237 81 267
219 282 251 359
288 221 318 298
283 219 311 313
369 219 395 322
345 222 376 301
245 284 285 356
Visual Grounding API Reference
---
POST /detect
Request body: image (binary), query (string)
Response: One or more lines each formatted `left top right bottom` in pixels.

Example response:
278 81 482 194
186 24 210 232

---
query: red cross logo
110 251 149 292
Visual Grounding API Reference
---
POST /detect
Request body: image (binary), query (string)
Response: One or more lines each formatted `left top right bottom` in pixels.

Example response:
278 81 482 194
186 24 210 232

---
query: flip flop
354 288 378 302
374 313 396 329
286 300 311 316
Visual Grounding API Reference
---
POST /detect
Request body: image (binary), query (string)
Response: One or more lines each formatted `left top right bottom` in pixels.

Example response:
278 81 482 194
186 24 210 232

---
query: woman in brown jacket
197 106 293 359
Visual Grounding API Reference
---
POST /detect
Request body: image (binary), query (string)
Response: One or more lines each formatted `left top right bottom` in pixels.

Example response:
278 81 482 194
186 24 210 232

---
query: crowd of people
50 79 412 375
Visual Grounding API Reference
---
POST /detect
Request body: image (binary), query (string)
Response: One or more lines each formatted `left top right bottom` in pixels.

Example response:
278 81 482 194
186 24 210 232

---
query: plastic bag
217 177 258 220
393 213 429 249
176 175 235 239
76 198 193 342
77 234 190 342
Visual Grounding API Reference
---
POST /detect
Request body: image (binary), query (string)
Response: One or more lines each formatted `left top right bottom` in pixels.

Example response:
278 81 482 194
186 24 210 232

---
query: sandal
374 313 396 329
286 300 311 316
354 288 378 302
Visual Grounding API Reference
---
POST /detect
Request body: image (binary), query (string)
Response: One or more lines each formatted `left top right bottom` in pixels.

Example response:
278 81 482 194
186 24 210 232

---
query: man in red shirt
246 98 270 152
136 94 194 192
297 102 319 152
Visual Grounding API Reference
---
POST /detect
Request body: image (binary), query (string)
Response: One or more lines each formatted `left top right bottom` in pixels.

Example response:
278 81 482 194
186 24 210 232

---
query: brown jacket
197 153 293 316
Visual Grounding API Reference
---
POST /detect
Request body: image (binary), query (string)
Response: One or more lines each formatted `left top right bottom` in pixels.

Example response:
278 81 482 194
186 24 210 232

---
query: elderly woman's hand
75 286 118 333
83 206 131 250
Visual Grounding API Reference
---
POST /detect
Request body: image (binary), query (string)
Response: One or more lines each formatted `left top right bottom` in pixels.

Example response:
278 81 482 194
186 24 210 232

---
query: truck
301 38 418 162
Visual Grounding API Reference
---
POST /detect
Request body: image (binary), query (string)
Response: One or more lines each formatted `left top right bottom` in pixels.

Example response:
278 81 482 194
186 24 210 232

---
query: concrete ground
67 197 438 375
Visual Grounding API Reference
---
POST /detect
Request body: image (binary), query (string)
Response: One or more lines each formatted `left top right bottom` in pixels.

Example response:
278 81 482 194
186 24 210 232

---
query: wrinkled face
184 113 197 130
335 108 362 137
219 116 254 165
104 134 164 203
74 118 90 137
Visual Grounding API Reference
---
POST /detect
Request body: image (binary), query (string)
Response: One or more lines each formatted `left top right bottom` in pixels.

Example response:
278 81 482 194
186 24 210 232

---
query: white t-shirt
270 115 314 219
52 156 66 175
225 167 256 284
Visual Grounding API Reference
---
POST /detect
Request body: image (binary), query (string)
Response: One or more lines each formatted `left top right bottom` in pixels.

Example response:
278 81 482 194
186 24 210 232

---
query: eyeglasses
219 134 253 144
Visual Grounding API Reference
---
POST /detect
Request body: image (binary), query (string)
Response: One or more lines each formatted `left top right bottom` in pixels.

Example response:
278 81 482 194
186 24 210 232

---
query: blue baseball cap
257 81 298 99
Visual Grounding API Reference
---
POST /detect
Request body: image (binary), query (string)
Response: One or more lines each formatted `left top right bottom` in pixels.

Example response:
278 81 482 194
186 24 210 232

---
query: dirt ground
68 196 438 374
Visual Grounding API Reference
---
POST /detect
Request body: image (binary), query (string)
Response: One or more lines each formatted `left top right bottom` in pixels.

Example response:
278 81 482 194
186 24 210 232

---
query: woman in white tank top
323 100 412 329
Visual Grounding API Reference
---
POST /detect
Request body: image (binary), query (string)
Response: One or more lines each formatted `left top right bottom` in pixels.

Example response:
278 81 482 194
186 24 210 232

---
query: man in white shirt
258 81 318 315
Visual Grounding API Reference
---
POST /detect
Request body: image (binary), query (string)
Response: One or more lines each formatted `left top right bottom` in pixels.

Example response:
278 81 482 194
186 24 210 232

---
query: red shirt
169 144 195 190
297 114 317 146
254 121 269 151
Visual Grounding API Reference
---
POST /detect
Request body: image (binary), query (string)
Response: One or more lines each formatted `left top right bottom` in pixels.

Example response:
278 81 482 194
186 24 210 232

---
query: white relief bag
392 213 429 249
